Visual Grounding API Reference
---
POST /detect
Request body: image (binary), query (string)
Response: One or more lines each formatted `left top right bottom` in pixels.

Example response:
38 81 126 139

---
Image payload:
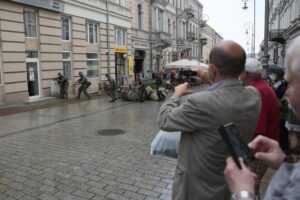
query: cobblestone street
0 99 176 200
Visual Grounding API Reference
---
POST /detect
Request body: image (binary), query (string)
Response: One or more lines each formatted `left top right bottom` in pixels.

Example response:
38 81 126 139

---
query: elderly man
157 41 261 200
224 36 300 200
241 58 279 141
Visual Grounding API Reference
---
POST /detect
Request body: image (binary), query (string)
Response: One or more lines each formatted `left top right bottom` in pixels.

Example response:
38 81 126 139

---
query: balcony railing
152 31 172 49
177 38 192 49
200 38 207 45
184 8 195 19
187 32 196 41
269 29 285 44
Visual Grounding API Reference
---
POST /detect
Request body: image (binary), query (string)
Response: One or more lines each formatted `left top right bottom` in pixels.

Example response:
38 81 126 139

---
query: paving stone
73 189 96 199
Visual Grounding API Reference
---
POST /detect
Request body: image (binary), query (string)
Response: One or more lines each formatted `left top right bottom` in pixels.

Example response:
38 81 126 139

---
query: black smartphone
218 122 255 169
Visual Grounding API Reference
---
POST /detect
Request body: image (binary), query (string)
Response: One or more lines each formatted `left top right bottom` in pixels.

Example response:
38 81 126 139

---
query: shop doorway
26 51 40 98
115 53 125 86
134 50 145 77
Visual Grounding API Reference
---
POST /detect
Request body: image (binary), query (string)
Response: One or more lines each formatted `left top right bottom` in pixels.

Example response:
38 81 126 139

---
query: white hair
285 35 300 79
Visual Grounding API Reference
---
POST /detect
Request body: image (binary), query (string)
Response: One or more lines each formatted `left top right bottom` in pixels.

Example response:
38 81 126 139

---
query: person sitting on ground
224 35 300 200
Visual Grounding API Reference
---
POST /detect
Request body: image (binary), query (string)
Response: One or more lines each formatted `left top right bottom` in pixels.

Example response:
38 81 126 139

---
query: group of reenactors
54 72 117 102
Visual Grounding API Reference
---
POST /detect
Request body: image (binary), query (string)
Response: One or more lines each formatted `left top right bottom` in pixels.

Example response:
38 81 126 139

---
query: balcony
200 38 207 45
187 32 196 41
177 38 192 50
184 8 195 19
152 31 172 49
150 0 168 7
269 29 285 44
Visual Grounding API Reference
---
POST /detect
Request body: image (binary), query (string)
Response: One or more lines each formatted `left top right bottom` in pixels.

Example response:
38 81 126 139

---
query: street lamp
241 0 256 58
199 14 209 62
244 21 255 58
241 0 248 9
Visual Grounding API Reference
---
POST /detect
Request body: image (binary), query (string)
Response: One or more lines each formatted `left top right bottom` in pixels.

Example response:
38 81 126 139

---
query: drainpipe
149 1 153 71
106 0 111 75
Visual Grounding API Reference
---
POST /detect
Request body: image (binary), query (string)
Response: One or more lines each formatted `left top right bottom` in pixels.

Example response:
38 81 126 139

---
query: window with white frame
62 52 72 80
61 16 70 41
138 4 143 29
115 28 126 46
23 9 37 37
85 22 99 44
115 0 125 6
157 9 164 31
168 19 171 34
86 53 99 78
173 21 176 38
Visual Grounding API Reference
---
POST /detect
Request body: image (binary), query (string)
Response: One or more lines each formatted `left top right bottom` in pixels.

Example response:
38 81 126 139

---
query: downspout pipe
106 0 111 75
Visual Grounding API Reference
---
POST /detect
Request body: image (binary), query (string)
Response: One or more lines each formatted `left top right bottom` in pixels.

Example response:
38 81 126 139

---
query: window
115 28 126 46
23 9 37 37
86 53 99 78
115 0 125 6
62 52 72 80
86 22 99 44
158 9 164 31
138 4 143 29
173 21 176 38
61 16 70 41
168 19 171 33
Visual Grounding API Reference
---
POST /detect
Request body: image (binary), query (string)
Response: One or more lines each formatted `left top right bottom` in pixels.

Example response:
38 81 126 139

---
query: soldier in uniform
105 74 117 102
55 72 69 99
75 72 91 99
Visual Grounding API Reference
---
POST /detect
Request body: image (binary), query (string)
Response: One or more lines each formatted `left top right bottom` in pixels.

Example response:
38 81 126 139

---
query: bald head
209 40 246 77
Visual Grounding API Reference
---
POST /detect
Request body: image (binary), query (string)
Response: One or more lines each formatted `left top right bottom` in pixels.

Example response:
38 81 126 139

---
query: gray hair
285 36 300 79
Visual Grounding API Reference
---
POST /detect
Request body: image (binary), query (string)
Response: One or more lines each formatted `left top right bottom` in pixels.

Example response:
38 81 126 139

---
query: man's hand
249 135 286 169
191 69 211 84
174 82 193 97
224 157 256 193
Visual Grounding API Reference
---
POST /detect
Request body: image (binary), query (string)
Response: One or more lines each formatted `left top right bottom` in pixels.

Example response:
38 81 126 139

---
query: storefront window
61 16 70 41
23 9 37 38
62 52 72 80
85 22 99 44
86 53 99 78
115 28 126 46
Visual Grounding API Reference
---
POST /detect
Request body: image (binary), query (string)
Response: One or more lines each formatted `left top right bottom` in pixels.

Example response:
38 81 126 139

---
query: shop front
114 47 127 86
133 41 149 78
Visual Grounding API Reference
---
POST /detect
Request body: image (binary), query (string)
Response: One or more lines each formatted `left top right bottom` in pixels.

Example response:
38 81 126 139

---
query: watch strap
231 190 256 200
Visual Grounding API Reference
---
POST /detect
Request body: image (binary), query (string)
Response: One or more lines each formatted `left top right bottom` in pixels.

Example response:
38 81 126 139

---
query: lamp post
241 0 256 58
262 0 269 69
199 14 209 62
244 21 254 58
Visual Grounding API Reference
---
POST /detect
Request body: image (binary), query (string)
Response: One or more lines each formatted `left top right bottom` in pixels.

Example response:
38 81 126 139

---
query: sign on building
9 0 64 12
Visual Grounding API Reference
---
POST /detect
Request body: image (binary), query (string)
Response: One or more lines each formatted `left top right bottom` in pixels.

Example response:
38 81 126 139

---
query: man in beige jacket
157 41 261 200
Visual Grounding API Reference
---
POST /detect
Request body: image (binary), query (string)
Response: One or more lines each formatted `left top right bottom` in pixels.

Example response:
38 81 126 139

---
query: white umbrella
190 60 209 70
165 59 199 69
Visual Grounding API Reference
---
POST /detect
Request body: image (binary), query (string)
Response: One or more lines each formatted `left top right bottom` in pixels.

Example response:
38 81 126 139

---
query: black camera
180 70 197 77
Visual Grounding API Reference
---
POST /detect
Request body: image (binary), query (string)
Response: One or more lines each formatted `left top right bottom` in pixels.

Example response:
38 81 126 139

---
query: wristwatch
231 190 256 200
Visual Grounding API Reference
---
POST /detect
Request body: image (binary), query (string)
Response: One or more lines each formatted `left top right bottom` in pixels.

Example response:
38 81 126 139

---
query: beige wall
0 0 132 104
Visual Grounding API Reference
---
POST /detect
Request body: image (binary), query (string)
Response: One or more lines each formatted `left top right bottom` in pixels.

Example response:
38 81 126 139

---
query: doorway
26 51 40 98
115 53 125 86
134 50 145 77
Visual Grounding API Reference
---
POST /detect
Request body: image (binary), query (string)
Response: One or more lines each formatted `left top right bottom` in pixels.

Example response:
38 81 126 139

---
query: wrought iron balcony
200 38 207 45
152 31 172 49
177 38 192 49
187 32 196 41
184 8 195 19
269 29 285 44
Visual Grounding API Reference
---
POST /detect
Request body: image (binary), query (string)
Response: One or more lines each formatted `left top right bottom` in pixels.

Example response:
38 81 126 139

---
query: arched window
138 4 143 29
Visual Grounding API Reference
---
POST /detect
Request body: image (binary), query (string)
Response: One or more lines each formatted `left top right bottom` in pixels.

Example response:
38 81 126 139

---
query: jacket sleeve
157 95 203 132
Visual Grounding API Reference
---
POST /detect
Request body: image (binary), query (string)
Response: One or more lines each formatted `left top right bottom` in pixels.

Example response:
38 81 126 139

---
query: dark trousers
60 84 69 99
78 84 90 98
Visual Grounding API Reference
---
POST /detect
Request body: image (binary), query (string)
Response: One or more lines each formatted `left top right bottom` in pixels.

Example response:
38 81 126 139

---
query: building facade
267 0 300 67
201 23 223 64
0 0 222 104
0 0 132 104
